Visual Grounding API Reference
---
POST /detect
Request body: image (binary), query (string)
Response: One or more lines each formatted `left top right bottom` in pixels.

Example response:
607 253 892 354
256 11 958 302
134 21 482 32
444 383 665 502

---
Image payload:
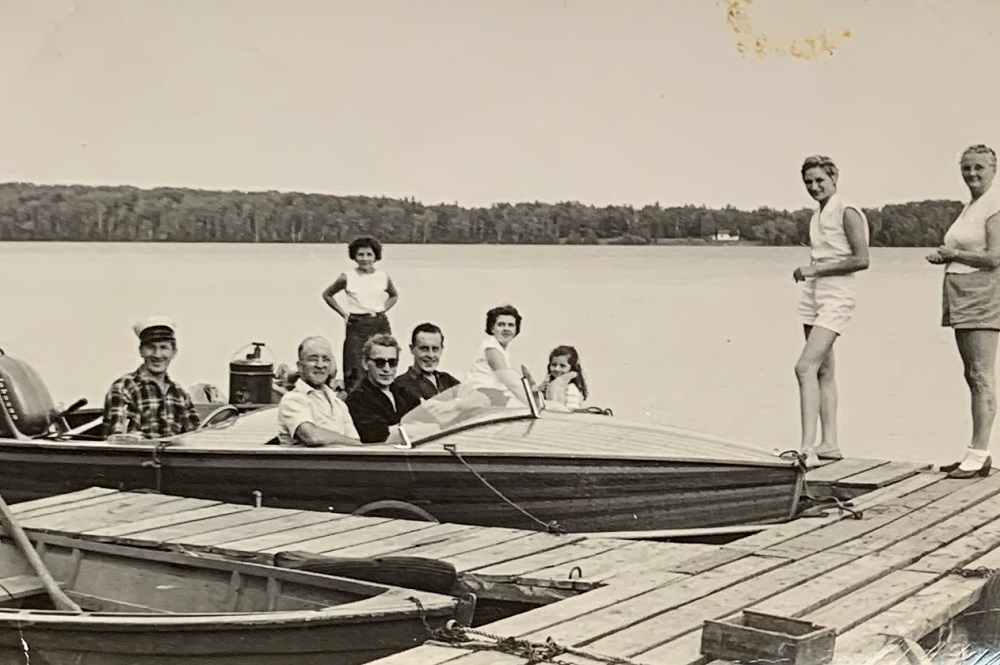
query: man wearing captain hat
102 316 201 440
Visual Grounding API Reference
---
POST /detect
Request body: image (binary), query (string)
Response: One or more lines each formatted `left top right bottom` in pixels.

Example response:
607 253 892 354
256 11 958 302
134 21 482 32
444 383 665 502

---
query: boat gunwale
0 532 459 622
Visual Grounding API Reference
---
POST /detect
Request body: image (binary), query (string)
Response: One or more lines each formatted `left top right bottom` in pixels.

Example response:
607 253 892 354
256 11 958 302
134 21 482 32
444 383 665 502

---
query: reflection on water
0 242 971 464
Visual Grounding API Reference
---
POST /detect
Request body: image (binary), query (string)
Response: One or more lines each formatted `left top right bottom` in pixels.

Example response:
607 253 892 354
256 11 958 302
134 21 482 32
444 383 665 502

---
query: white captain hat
133 315 178 344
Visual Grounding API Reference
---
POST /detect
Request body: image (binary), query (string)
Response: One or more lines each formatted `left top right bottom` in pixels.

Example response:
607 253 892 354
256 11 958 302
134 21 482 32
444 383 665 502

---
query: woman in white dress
927 145 1000 479
792 155 870 467
465 305 532 407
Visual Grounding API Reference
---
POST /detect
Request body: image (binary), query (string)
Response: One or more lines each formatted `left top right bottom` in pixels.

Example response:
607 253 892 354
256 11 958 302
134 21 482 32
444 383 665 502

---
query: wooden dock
9 455 985 664
5 486 722 606
362 458 1000 665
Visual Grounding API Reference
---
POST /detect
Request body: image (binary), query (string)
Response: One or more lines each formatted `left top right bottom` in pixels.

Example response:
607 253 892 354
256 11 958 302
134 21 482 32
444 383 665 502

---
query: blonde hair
801 155 839 182
961 144 997 168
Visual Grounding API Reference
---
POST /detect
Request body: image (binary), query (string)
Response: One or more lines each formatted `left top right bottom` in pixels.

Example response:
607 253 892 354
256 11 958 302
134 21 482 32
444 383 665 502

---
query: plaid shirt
102 367 201 439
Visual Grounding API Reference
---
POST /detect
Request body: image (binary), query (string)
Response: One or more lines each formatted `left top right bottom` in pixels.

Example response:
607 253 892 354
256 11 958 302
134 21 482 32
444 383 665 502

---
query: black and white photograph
1 1 999 662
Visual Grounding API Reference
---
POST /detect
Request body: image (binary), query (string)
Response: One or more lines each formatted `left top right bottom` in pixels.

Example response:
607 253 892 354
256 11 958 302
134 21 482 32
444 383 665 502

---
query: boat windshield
397 371 540 446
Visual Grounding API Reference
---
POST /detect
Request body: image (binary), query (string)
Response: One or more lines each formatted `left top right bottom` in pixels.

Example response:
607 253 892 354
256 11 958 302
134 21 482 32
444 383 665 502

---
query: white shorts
798 275 858 334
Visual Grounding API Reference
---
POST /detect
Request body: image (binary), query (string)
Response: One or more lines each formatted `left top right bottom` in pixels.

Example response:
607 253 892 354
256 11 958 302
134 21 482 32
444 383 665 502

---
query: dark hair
548 345 588 400
410 322 444 347
485 305 522 336
348 236 383 261
362 333 400 360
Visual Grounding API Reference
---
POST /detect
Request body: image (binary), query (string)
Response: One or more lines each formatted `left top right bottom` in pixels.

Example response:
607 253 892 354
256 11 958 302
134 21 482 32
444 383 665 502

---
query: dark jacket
345 379 417 443
391 366 461 416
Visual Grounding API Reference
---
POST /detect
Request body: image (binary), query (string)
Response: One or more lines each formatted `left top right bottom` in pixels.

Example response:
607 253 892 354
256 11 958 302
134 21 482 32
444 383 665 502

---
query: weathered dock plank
806 458 888 484
176 510 336 548
277 518 441 556
833 460 933 490
9 487 119 514
318 523 479 559
83 503 249 538
18 493 188 531
103 505 291 545
523 541 716 584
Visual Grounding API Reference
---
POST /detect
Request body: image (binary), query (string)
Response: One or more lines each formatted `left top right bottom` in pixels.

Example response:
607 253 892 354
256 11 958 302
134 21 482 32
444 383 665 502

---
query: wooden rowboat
0 355 805 537
0 531 473 664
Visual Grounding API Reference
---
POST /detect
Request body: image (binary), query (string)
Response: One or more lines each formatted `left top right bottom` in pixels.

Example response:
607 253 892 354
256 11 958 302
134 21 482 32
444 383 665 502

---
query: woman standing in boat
928 145 1000 479
322 236 399 391
465 304 532 407
793 155 870 467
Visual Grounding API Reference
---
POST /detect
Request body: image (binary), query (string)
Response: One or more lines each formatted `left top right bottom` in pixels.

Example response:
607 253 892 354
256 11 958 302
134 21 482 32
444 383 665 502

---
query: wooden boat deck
6 456 961 664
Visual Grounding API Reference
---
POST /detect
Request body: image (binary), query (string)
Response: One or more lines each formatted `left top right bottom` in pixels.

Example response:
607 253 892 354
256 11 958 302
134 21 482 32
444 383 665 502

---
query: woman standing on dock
928 145 1000 479
793 155 870 467
322 236 399 391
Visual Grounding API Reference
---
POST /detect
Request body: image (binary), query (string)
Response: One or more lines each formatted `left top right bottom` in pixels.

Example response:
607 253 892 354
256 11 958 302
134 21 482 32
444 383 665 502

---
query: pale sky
1 0 998 211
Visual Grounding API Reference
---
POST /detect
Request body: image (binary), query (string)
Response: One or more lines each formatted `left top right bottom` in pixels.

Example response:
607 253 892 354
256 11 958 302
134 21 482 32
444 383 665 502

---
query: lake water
0 242 972 465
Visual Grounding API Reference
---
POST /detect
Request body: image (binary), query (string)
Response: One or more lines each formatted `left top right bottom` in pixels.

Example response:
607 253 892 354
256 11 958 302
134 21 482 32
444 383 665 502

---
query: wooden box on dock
701 610 835 665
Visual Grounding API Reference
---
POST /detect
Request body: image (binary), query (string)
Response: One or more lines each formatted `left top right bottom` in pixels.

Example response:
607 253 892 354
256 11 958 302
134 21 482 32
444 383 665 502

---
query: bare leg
955 329 1000 451
795 325 840 454
817 345 840 454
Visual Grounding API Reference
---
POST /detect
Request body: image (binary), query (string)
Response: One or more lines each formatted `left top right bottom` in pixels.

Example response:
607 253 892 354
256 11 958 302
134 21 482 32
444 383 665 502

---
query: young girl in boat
538 345 588 410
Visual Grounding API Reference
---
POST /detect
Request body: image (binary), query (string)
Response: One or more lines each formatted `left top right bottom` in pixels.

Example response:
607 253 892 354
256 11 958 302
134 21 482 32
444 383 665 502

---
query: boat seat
0 350 94 440
0 575 48 604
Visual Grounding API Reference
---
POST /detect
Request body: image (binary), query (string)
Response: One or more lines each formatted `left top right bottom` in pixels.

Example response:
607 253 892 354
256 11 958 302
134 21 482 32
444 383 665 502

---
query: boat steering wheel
198 404 242 430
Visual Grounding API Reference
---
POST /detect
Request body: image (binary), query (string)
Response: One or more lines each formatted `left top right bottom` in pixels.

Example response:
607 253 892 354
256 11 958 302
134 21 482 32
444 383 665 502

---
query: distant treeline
0 183 965 247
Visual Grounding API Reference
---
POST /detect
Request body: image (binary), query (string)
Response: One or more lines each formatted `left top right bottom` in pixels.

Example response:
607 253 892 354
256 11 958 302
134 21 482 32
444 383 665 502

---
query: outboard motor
228 342 275 406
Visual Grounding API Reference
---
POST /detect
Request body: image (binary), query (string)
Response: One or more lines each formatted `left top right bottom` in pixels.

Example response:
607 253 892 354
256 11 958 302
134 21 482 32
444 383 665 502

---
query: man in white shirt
277 336 361 446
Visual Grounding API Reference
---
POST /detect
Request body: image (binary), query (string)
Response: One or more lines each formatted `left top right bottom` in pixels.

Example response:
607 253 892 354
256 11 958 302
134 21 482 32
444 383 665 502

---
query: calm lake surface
0 242 971 465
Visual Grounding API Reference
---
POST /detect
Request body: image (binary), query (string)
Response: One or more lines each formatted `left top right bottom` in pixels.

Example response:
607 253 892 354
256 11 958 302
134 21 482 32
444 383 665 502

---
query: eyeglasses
368 357 399 369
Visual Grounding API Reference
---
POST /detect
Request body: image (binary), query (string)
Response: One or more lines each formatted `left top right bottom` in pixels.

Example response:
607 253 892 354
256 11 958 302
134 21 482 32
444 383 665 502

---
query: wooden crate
701 610 835 665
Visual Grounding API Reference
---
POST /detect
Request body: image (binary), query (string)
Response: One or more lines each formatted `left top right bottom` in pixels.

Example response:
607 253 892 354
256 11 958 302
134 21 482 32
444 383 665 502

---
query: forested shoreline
0 182 964 246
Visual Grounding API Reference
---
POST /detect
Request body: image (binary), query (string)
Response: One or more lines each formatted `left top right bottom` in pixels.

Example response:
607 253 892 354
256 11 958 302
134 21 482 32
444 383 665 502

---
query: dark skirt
942 270 1000 330
343 312 392 389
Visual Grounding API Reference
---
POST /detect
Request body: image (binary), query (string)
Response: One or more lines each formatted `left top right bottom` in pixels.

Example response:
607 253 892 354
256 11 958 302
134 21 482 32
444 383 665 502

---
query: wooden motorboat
0 531 472 665
0 352 805 537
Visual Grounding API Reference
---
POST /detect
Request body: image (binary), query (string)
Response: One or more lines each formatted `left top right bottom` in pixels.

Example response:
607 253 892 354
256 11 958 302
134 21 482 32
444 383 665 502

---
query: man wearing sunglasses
345 334 417 443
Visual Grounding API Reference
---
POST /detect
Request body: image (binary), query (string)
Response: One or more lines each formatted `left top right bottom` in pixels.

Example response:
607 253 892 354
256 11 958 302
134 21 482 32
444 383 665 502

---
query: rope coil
429 621 644 665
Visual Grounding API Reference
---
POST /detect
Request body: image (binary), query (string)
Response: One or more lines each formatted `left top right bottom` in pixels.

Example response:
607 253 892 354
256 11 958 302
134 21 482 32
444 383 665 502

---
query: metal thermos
228 342 274 406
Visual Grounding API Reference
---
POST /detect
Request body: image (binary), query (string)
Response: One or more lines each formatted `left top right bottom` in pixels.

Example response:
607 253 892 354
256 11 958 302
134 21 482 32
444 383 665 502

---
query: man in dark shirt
391 322 461 416
102 316 201 441
345 334 418 443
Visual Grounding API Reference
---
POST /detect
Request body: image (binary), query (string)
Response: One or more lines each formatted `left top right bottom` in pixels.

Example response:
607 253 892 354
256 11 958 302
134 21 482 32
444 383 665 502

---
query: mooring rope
443 443 565 534
426 620 645 665
780 450 864 520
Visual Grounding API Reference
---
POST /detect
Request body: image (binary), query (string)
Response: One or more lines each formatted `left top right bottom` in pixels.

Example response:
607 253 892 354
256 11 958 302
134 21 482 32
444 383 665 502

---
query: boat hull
0 442 801 533
0 618 437 665
0 532 467 665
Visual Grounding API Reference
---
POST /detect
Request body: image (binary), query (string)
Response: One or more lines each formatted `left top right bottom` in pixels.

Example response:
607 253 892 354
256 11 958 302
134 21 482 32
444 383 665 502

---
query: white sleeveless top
809 193 869 265
465 336 514 393
943 183 1000 274
343 268 389 314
